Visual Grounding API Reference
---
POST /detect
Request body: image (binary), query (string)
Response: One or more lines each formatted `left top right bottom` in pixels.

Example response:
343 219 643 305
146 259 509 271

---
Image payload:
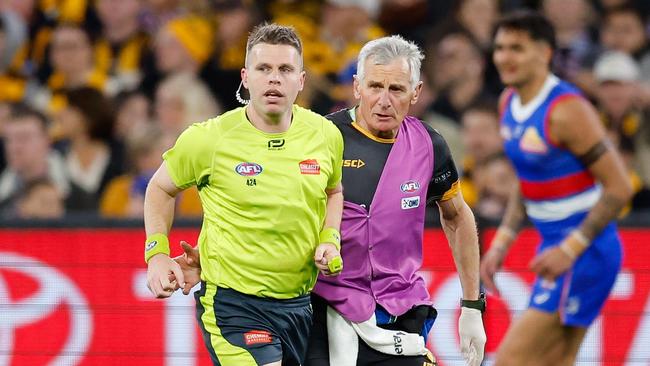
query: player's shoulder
294 105 340 136
184 107 246 138
414 117 446 147
325 108 353 127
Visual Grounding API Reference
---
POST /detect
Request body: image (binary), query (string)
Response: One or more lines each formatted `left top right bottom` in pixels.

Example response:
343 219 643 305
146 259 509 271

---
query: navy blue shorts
195 283 312 365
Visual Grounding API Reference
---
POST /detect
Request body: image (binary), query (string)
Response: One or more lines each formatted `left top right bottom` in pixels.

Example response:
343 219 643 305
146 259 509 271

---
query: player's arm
493 88 526 248
315 124 345 276
479 183 526 295
480 90 526 294
531 97 633 279
437 188 486 365
144 122 213 297
438 190 480 300
144 162 186 298
428 128 485 364
552 98 633 244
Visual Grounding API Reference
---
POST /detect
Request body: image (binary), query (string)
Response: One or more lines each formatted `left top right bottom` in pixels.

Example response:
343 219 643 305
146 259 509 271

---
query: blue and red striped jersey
501 75 600 228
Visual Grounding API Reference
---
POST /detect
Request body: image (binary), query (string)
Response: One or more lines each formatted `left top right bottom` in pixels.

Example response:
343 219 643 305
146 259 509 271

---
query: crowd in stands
0 0 648 221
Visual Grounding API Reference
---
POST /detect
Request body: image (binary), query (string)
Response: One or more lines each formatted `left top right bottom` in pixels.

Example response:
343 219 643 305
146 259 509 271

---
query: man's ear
353 75 361 100
241 68 248 89
299 70 306 91
411 81 423 105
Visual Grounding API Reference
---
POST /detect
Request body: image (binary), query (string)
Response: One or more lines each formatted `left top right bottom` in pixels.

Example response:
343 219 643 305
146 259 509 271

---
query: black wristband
460 292 486 312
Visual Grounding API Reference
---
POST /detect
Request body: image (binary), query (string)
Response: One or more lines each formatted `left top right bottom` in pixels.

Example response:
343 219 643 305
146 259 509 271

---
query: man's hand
458 307 486 366
530 245 574 281
172 241 201 295
314 243 342 276
480 246 507 296
146 253 185 298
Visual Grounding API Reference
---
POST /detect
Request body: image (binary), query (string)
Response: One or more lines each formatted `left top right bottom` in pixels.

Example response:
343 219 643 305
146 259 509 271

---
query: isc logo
235 162 263 176
400 180 420 193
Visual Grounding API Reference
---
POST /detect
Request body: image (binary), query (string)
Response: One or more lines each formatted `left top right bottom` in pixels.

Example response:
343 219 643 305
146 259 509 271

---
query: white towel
326 306 428 365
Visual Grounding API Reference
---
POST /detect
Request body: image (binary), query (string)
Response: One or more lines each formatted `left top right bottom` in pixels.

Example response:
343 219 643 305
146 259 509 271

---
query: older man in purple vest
305 36 486 366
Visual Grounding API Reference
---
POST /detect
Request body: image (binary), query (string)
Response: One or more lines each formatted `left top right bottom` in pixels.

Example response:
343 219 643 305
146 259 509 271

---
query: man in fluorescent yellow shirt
143 23 343 366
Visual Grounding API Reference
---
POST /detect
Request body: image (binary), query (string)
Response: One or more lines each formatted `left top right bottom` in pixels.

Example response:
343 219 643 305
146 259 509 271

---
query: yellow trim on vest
440 180 460 201
351 122 396 144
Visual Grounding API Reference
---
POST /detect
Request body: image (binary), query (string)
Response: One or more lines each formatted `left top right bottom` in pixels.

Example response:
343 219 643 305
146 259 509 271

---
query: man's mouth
264 90 284 99
374 113 392 120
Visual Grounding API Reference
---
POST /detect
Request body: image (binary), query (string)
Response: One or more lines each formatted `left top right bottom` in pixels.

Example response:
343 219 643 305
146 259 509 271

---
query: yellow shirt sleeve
163 119 217 189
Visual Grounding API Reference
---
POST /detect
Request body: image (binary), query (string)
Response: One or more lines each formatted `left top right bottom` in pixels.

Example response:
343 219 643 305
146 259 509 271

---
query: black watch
460 292 486 313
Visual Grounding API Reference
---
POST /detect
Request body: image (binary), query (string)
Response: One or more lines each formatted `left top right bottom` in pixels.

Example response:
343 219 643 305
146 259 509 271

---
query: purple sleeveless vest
313 116 435 322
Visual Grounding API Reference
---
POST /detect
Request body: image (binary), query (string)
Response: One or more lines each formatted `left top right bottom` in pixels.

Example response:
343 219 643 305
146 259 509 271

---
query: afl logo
400 180 420 193
235 162 263 176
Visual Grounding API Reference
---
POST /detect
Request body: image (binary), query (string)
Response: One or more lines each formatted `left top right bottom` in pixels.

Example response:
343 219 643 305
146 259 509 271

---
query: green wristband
319 227 341 250
328 256 343 274
144 233 170 263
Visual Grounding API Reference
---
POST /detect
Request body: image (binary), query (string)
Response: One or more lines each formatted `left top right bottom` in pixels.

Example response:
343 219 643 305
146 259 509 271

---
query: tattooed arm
530 96 633 280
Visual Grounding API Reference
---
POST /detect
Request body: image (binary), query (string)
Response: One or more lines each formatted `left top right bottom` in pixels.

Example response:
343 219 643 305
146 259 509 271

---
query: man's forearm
144 179 177 237
323 189 343 232
443 202 480 300
492 186 526 251
501 186 526 233
578 190 628 240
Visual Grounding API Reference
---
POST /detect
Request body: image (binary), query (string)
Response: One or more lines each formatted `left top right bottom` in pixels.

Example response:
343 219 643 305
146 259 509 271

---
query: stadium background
0 0 649 365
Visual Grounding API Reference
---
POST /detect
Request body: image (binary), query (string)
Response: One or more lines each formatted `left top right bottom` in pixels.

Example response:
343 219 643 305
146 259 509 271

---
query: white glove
458 307 486 366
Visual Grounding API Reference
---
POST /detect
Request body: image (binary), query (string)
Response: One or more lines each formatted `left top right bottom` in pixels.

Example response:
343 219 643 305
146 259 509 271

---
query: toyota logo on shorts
0 252 92 365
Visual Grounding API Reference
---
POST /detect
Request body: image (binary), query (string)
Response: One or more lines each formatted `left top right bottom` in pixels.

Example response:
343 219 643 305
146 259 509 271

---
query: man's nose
268 69 281 84
377 90 391 108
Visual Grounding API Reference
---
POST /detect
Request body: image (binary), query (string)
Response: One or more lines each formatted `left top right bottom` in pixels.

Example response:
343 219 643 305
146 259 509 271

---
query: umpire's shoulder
294 105 339 134
416 118 448 147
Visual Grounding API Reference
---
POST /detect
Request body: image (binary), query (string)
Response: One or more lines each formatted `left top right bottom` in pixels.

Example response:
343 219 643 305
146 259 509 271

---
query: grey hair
356 35 424 89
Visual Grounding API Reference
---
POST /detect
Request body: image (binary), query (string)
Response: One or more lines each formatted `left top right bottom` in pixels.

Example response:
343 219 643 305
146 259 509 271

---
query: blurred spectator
600 4 650 83
201 0 260 110
458 101 504 208
472 153 517 219
100 124 201 218
19 0 101 85
593 51 650 210
0 11 28 103
0 9 27 73
15 177 65 219
0 104 68 216
31 24 108 113
426 30 495 122
154 72 220 137
0 101 10 171
114 90 152 140
154 15 213 77
140 0 184 35
55 87 124 211
452 0 500 50
541 0 600 91
378 0 453 47
94 0 151 95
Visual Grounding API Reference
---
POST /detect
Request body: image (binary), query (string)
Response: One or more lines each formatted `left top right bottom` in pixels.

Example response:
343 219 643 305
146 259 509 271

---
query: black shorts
195 283 312 366
306 294 437 366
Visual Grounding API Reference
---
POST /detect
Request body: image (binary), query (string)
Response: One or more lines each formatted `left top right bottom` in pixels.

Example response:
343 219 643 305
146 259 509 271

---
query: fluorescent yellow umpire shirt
163 105 343 299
